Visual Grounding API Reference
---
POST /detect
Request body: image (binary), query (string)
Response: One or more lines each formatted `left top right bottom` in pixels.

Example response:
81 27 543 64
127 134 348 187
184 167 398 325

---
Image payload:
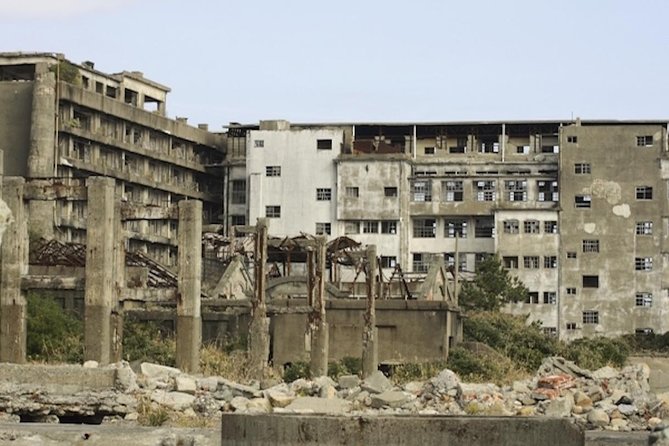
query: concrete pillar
0 178 26 363
362 245 378 378
110 201 125 363
309 237 329 377
248 218 270 377
176 200 203 373
84 177 116 364
27 63 56 239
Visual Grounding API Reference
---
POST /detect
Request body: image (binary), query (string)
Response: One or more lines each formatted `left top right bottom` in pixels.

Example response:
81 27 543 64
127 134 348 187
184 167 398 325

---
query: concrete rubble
0 356 667 434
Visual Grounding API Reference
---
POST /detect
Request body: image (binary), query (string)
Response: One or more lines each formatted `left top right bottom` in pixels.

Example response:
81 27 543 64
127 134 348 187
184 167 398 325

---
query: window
445 219 467 238
413 218 436 238
566 322 578 330
543 292 557 304
445 252 467 271
380 256 397 269
316 188 332 201
537 181 559 202
635 257 653 271
412 253 429 272
505 180 527 201
231 215 246 226
524 256 540 269
567 252 577 259
475 218 494 238
384 187 398 197
315 222 331 235
524 220 540 234
345 187 359 198
449 137 467 153
317 139 332 150
344 221 360 234
381 221 397 234
636 328 654 335
516 145 530 154
636 186 653 200
442 181 464 202
479 137 499 153
475 180 496 201
636 221 653 235
503 220 519 234
566 287 576 295
582 311 599 324
567 136 578 143
231 180 246 204
503 256 519 269
636 135 653 147
583 275 599 288
544 256 557 268
265 205 281 218
362 221 379 234
636 292 653 307
582 240 600 253
411 179 432 202
254 139 264 148
424 146 435 155
544 221 558 234
574 163 591 174
526 292 540 304
575 195 592 208
543 327 558 336
265 166 281 177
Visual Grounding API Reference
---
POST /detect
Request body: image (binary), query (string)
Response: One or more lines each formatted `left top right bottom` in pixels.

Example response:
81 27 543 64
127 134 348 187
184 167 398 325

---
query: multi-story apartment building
234 119 669 339
0 52 224 266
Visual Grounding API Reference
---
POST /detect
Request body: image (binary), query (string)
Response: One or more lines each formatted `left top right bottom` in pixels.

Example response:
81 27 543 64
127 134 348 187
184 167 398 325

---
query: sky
0 0 667 130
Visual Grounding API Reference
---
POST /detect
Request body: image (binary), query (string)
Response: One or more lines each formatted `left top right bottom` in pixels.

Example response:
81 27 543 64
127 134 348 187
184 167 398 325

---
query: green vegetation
459 255 528 311
26 293 83 363
122 318 176 367
48 60 81 85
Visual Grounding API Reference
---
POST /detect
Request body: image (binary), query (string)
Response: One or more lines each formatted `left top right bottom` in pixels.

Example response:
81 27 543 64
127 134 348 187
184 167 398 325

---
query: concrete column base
0 303 26 363
362 327 378 378
176 315 201 373
248 316 270 377
84 304 111 364
310 322 329 377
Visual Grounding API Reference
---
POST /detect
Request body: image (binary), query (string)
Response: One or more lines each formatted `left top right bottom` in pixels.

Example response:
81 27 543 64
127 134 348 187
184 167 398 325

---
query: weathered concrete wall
220 414 585 446
0 363 116 392
0 81 32 176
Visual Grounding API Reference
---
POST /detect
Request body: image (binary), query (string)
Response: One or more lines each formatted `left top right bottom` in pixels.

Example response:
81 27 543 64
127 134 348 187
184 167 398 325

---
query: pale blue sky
0 0 667 129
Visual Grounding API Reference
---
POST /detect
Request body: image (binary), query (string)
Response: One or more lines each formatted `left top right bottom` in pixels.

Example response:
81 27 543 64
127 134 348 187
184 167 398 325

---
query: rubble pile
1 356 668 432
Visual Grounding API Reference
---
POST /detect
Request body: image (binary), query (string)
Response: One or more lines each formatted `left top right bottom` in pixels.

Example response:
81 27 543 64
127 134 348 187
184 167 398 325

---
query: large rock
266 385 296 408
140 363 181 380
150 390 195 411
285 396 351 414
587 408 610 427
543 393 574 418
592 366 618 380
110 362 138 393
361 371 392 394
175 375 197 394
430 369 460 394
370 390 410 409
338 375 361 390
220 377 262 399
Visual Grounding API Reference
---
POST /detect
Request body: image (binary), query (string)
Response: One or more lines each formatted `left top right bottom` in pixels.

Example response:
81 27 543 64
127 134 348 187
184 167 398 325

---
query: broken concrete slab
370 390 411 409
150 390 195 411
361 371 392 394
284 396 351 415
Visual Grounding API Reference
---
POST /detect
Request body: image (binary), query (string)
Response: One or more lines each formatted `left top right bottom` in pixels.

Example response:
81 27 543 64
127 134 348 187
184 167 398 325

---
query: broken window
566 287 577 295
543 292 557 304
503 256 519 269
582 240 600 253
636 186 653 200
544 221 558 234
231 180 246 204
95 81 104 94
543 327 558 336
636 221 653 235
424 146 435 155
503 220 519 234
526 292 540 304
265 166 281 177
475 218 494 238
582 275 599 288
105 85 117 98
475 180 496 201
445 252 468 271
315 222 331 235
524 220 540 234
537 180 558 202
72 139 90 162
449 137 467 153
345 187 359 198
381 221 397 234
635 292 653 307
384 187 398 197
411 179 432 202
516 145 530 154
231 215 246 226
442 180 463 202
265 205 281 218
575 195 591 208
582 311 599 324
478 136 499 153
544 256 558 268
380 256 397 268
362 221 379 234
124 88 138 106
636 328 654 335
444 219 467 238
317 139 332 150
254 140 264 148
316 188 332 201
574 163 591 174
566 322 577 330
345 221 360 234
567 252 577 259
635 257 653 271
72 108 91 130
540 134 559 153
636 135 653 147
413 218 436 238
523 256 540 269
505 180 527 201
412 253 429 273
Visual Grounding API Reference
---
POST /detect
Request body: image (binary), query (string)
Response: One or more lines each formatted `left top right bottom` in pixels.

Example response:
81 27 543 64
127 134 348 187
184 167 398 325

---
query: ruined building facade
0 53 224 266
224 119 669 340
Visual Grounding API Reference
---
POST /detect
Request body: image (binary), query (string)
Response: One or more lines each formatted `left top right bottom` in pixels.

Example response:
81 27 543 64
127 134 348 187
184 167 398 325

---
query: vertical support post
309 237 329 377
110 201 125 363
176 200 203 373
248 218 270 378
0 177 26 363
84 177 115 364
362 244 378 378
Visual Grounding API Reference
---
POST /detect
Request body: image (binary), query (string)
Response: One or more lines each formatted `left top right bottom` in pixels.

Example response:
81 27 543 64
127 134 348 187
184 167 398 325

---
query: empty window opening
636 292 653 307
475 218 495 238
567 136 578 144
635 257 653 271
124 88 138 106
503 256 519 269
315 222 331 235
381 221 397 234
575 195 592 208
574 163 591 174
503 220 519 234
317 139 333 150
582 311 599 324
443 180 464 202
384 187 398 197
445 252 468 271
105 85 117 98
544 292 557 304
265 205 281 218
265 166 281 177
424 146 435 155
445 219 467 238
506 180 527 201
95 82 104 94
636 221 653 235
516 145 530 154
526 292 540 304
583 275 599 288
380 256 397 269
413 218 436 238
523 256 540 269
449 137 467 153
143 95 161 112
231 215 246 226
479 136 500 153
316 188 332 201
636 186 653 200
582 240 600 253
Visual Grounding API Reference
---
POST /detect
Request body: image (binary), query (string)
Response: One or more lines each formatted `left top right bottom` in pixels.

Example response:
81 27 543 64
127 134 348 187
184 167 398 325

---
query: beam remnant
309 236 329 377
248 218 270 378
176 200 203 373
362 244 378 378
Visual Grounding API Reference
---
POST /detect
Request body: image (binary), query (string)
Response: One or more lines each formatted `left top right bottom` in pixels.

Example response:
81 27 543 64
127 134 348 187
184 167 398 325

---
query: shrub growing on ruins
283 362 311 383
561 336 630 370
327 357 362 379
122 318 176 366
26 292 83 363
459 255 528 312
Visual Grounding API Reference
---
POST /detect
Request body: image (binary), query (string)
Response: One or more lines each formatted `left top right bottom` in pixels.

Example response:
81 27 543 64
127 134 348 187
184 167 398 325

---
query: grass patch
122 318 176 366
27 293 83 363
136 396 170 427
